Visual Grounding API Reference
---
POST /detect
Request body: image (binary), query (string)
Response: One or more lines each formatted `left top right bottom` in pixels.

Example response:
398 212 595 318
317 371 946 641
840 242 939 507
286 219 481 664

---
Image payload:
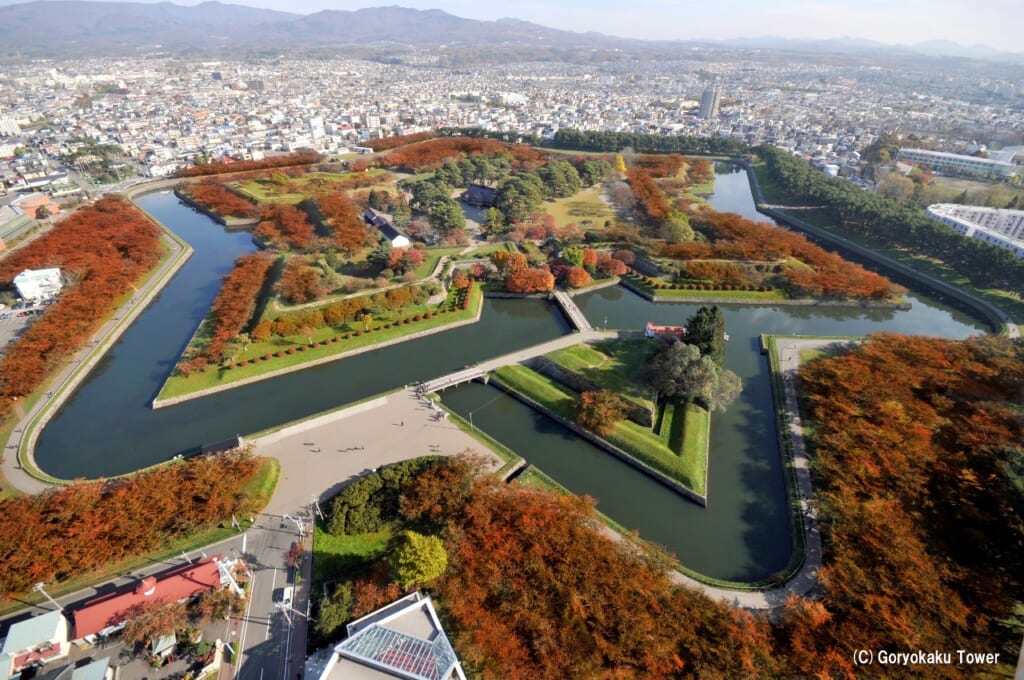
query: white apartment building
927 204 1024 258
898 148 1018 180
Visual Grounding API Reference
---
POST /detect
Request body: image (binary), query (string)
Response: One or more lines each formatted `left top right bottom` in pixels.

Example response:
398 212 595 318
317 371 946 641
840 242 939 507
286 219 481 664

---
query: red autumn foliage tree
0 450 261 597
254 204 315 250
178 151 320 177
573 389 623 436
662 211 904 300
276 258 328 303
782 334 1024 678
386 247 424 274
505 268 555 293
598 256 628 276
626 167 673 226
202 252 275 362
0 197 162 410
365 131 435 151
399 460 778 678
313 193 372 254
380 138 542 173
635 153 686 178
186 181 256 218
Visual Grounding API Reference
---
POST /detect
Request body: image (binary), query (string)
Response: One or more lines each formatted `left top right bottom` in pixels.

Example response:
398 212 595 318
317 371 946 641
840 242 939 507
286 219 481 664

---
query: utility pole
33 582 62 611
283 514 305 537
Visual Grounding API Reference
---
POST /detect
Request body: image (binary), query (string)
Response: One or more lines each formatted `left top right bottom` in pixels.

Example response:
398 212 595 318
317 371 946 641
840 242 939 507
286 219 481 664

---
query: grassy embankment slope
493 339 708 496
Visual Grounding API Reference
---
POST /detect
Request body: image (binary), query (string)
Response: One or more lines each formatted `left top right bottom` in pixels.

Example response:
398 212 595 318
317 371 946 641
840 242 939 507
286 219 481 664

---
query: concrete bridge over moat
419 288 605 393
419 327 619 394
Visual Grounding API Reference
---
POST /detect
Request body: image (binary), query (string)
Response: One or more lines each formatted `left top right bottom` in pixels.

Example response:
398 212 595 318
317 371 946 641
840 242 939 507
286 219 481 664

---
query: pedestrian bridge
551 289 593 332
420 328 619 394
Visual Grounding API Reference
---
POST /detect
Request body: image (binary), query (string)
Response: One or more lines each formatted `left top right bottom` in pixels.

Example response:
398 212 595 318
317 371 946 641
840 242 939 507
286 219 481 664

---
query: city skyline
0 0 1018 53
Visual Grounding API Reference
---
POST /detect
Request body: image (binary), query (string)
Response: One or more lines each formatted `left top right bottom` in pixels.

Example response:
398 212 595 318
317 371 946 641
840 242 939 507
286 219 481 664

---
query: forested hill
0 2 631 56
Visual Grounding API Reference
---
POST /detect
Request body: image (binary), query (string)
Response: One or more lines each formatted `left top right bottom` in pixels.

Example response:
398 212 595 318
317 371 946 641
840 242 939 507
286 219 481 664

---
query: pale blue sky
12 0 1022 52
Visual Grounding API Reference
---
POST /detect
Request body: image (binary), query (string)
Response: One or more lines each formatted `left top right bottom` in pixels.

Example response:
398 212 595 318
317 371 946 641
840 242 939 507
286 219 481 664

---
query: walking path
1 231 191 495
663 336 828 610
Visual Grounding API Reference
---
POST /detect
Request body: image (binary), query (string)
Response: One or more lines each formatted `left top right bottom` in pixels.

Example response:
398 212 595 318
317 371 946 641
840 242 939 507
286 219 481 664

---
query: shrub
276 350 285 357
287 347 296 354
298 345 307 351
263 354 272 360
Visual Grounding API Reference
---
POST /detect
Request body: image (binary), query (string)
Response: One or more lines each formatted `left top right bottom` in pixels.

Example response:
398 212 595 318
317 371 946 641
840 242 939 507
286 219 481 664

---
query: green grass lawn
158 284 483 400
233 170 390 205
544 186 613 228
624 275 791 301
545 339 655 409
311 526 392 584
493 364 707 495
408 246 464 279
456 242 516 260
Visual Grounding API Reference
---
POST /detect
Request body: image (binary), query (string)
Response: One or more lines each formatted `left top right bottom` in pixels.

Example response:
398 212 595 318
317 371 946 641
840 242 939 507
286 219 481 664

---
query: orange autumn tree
0 197 162 410
398 460 778 678
573 389 623 436
782 334 1024 678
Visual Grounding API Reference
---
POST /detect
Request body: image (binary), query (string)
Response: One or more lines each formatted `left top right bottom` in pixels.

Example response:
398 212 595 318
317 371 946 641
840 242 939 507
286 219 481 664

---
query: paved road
664 337 831 611
225 388 505 678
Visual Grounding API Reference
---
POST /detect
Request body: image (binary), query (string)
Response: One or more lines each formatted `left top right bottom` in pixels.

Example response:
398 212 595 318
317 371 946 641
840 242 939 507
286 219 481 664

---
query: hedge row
626 271 774 292
225 310 455 370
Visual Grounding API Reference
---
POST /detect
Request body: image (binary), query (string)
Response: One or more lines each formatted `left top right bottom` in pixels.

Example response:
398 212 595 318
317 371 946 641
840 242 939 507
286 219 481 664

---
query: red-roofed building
645 321 686 338
71 556 224 641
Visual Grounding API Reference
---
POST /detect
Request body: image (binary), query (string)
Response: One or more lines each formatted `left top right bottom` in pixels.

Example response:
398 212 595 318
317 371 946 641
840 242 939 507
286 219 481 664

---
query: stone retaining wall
153 300 484 408
489 377 707 507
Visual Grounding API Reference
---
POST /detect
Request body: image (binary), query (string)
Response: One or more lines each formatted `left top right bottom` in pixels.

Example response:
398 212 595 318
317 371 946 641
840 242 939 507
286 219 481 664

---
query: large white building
897 148 1018 180
926 204 1024 258
13 267 63 300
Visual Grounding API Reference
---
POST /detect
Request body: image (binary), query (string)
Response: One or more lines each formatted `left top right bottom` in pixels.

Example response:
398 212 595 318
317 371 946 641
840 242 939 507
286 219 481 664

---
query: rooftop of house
71 556 222 640
1 610 65 656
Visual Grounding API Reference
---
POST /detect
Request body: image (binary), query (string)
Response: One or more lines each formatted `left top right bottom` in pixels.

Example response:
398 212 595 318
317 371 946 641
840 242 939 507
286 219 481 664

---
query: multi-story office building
927 203 1024 257
699 87 721 120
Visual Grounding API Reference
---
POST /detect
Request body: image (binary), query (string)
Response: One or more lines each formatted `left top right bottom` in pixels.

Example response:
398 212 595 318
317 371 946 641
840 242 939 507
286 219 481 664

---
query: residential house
645 321 686 338
364 208 411 248
71 556 227 642
0 610 70 677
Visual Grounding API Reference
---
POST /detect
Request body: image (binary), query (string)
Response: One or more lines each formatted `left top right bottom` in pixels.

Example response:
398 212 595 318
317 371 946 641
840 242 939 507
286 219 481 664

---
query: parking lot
0 302 45 355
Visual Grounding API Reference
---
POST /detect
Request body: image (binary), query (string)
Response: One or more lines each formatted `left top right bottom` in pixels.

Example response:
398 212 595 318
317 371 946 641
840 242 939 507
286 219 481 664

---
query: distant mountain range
0 1 1020 62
